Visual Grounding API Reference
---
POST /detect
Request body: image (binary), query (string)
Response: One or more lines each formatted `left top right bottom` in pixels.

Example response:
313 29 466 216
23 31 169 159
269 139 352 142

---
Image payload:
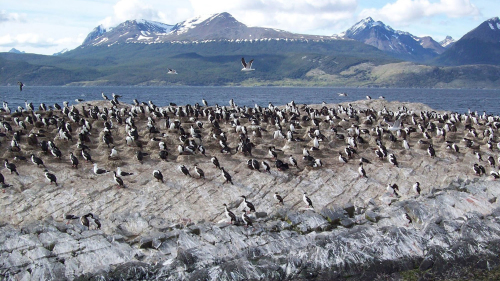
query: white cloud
188 0 358 33
0 33 82 49
99 0 192 28
0 10 27 23
359 0 481 25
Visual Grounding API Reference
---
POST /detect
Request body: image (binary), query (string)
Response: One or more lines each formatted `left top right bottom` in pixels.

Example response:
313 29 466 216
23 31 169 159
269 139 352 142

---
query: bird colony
1 96 500 279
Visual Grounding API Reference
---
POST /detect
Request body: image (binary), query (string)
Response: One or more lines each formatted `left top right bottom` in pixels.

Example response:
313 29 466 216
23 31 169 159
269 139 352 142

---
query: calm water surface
0 86 499 115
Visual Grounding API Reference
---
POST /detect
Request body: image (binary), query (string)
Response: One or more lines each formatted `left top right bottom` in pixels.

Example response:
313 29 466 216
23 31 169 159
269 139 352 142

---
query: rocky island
1 97 500 280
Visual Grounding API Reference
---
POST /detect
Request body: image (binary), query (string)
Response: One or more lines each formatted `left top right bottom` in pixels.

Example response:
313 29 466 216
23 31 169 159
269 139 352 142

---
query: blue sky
0 0 498 55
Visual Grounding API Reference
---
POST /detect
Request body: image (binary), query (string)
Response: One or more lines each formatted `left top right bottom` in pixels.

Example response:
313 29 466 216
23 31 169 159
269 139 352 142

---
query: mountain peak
8 48 25 54
170 12 242 35
461 16 500 43
343 17 440 60
82 25 107 46
439 36 455 48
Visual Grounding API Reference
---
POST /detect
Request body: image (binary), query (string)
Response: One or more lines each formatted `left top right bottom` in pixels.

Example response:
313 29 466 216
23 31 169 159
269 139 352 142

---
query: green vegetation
0 39 499 88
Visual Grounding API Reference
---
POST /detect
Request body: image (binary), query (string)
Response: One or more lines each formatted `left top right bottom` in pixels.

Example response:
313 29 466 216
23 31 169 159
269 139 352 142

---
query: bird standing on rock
179 165 191 177
303 192 314 209
358 163 367 178
211 156 220 169
44 169 58 186
413 182 421 195
241 196 256 213
4 159 19 175
241 210 253 227
30 154 45 167
274 192 284 205
69 152 78 168
153 170 164 183
194 164 204 179
113 171 124 188
223 204 237 224
387 184 399 197
221 167 233 184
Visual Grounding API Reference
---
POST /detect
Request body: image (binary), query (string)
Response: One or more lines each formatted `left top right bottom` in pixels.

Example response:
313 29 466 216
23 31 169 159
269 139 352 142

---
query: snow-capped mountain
439 36 455 48
461 17 500 42
80 12 338 47
437 17 500 65
342 17 440 60
82 25 107 46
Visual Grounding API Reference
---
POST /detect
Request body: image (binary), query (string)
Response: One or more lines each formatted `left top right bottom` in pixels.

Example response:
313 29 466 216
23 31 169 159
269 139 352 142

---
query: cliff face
1 99 500 280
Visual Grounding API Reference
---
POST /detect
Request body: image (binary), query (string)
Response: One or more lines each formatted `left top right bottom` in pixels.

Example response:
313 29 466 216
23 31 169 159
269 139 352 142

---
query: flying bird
241 57 255 71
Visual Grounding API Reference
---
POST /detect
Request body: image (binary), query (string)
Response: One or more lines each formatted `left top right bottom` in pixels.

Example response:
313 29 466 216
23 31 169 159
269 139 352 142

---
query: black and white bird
80 213 91 230
241 210 253 227
413 182 421 195
117 167 133 177
313 158 323 168
262 161 271 173
153 170 164 183
194 164 204 179
274 192 284 205
179 165 191 177
159 150 168 161
4 159 18 175
109 146 118 158
488 156 495 167
136 151 148 164
30 154 45 167
289 155 298 168
64 214 79 224
303 192 314 209
473 163 485 176
338 152 348 165
427 144 436 158
44 169 57 186
113 171 124 188
358 163 367 178
241 195 256 213
93 163 109 175
241 57 255 71
223 203 237 224
386 184 399 197
389 154 399 167
403 213 412 225
221 167 233 184
69 152 78 168
211 156 220 169
82 150 92 163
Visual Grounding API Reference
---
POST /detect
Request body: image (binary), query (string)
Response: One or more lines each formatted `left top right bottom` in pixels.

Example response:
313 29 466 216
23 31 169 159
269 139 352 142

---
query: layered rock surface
1 99 500 280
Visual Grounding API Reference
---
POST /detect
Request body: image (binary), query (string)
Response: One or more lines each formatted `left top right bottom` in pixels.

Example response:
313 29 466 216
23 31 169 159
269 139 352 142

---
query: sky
0 0 498 55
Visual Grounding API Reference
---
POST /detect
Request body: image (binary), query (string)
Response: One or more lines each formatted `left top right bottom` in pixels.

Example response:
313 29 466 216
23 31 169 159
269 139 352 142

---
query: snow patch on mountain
173 14 219 35
439 36 455 48
137 19 173 33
